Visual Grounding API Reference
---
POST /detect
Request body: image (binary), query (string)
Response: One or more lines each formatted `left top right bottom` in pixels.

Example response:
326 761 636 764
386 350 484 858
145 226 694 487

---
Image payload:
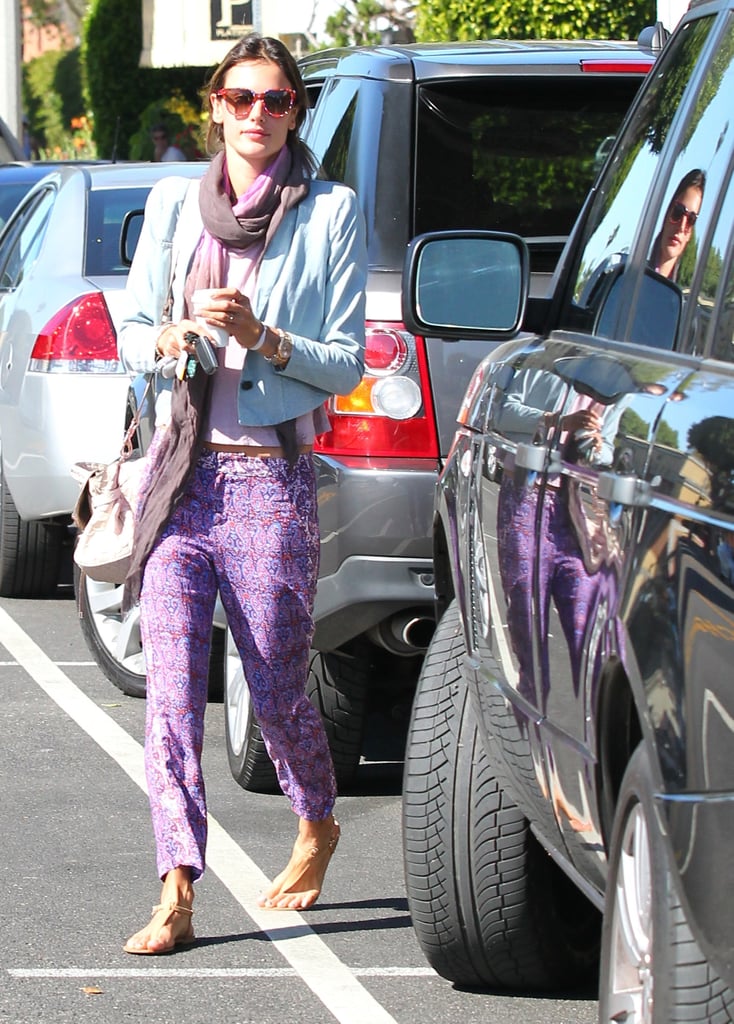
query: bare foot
124 901 195 955
124 868 195 955
258 816 340 910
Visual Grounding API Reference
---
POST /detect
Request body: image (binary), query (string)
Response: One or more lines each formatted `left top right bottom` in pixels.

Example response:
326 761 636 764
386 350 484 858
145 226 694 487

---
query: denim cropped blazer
117 173 367 428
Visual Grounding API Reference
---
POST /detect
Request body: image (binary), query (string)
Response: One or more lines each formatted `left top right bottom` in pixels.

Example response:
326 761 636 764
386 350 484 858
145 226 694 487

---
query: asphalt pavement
0 586 598 1024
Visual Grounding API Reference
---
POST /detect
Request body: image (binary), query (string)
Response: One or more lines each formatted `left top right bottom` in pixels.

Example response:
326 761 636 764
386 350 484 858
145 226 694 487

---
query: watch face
277 331 293 362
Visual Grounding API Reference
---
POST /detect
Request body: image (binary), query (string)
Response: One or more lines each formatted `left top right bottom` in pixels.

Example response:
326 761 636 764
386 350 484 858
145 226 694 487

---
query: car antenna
110 115 120 163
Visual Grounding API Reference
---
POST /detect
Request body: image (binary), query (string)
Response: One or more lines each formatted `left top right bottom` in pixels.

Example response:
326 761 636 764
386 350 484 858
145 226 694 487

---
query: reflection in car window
708 178 734 362
415 76 646 276
650 26 734 351
565 16 714 336
0 188 53 290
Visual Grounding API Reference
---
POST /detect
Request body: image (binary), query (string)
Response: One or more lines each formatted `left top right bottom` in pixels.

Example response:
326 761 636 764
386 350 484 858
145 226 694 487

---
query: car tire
599 743 734 1023
76 568 147 698
306 646 368 790
76 566 225 701
224 626 280 793
224 630 369 794
0 462 63 598
402 600 600 990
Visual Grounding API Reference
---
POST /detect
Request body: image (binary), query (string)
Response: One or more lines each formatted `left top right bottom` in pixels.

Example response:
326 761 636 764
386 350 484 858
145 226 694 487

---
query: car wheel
599 743 734 1023
402 599 600 990
0 462 63 598
224 627 280 793
76 566 226 702
76 568 147 698
224 630 369 793
306 644 368 791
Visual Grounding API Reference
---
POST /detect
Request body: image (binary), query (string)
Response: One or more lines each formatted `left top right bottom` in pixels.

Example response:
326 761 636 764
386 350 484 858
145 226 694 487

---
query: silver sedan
0 160 207 598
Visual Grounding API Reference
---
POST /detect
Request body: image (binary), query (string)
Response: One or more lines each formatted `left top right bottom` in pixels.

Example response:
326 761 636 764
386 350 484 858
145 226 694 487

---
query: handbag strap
120 377 154 460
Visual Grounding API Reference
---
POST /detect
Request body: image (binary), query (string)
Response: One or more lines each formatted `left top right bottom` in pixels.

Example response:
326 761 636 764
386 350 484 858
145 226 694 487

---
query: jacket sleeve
271 185 367 397
116 178 191 374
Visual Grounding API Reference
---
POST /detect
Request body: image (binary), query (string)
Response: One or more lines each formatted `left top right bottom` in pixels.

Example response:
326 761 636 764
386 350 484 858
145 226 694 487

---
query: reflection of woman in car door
495 368 625 711
649 168 705 281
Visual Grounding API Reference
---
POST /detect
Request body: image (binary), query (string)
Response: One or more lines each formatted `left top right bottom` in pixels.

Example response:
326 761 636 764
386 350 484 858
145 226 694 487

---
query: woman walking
118 33 367 955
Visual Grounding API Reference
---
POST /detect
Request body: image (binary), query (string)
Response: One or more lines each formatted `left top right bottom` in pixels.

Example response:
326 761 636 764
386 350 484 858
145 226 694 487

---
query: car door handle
515 442 547 472
597 471 652 507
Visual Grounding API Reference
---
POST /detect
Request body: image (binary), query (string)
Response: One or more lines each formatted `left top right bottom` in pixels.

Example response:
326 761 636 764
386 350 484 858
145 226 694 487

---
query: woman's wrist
155 326 170 358
250 323 267 351
265 327 294 369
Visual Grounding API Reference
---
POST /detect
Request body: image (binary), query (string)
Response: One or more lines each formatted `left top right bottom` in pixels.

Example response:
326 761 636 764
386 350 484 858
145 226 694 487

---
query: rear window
85 186 150 276
0 182 40 232
414 75 646 272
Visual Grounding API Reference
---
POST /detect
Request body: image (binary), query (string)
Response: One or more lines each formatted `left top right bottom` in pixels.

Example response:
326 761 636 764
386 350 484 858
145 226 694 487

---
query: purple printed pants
139 449 337 881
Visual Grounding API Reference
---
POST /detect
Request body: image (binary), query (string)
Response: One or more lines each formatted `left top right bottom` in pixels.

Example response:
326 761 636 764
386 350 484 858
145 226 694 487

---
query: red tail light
29 292 120 372
315 322 439 459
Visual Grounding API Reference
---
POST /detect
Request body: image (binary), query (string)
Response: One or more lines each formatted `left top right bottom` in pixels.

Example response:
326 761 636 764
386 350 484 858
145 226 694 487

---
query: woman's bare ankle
160 866 194 907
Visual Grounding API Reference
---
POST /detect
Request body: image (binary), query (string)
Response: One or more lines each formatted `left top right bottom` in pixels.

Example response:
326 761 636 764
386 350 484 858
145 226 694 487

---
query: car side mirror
402 231 529 340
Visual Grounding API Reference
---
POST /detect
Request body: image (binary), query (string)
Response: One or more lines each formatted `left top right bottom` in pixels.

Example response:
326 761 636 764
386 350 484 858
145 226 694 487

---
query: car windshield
85 186 150 276
414 75 644 271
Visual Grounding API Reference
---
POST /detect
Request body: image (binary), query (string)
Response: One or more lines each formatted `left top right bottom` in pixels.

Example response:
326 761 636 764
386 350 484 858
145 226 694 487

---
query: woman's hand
561 408 603 453
156 320 201 359
193 288 262 349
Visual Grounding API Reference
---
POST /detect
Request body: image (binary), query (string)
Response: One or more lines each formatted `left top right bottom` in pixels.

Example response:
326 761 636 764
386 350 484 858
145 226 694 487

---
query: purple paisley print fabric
139 448 336 881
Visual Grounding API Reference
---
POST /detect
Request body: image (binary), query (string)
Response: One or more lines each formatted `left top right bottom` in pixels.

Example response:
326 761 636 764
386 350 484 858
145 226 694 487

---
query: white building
141 0 342 68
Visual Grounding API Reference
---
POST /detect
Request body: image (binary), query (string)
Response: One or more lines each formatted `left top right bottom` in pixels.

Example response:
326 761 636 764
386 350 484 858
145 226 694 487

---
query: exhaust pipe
368 612 435 656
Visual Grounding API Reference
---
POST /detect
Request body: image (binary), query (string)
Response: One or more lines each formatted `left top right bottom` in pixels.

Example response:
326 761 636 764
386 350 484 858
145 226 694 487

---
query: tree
24 0 89 35
81 0 206 160
415 0 655 43
325 0 416 47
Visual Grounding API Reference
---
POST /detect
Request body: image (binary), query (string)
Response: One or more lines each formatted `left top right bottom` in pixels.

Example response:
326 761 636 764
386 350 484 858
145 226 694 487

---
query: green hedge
416 0 656 42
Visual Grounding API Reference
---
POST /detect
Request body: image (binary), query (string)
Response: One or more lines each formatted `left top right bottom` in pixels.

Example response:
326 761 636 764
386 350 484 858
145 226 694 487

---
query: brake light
315 322 439 459
580 60 654 74
29 292 119 372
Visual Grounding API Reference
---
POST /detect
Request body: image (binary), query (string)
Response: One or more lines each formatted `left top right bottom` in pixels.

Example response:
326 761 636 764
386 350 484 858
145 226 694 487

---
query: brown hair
200 33 314 171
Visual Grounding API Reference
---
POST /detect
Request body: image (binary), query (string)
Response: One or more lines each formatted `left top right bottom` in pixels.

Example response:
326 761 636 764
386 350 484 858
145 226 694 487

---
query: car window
647 22 734 353
0 181 40 232
707 176 734 363
562 15 716 343
0 187 54 291
306 76 360 182
85 186 152 276
414 75 648 275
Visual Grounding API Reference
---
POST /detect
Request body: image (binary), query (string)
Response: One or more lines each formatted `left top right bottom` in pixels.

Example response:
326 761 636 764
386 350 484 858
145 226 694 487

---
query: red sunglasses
214 88 297 119
669 200 698 230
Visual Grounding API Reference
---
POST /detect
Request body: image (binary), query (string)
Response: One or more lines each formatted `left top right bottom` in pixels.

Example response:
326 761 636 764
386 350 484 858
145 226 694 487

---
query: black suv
401 2 734 1018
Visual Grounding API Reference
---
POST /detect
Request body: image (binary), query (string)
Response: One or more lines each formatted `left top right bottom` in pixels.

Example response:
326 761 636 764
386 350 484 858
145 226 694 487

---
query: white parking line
9 967 435 978
0 606 404 1024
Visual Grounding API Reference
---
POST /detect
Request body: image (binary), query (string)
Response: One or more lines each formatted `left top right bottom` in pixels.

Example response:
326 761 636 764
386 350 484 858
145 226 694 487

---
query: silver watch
266 328 294 369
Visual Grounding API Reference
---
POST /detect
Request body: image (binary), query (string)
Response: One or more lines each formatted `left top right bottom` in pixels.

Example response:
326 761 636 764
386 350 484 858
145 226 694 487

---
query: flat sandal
123 900 195 955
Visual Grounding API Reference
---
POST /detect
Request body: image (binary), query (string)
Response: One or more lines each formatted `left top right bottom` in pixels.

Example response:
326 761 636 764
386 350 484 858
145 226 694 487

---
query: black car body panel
400 3 734 1011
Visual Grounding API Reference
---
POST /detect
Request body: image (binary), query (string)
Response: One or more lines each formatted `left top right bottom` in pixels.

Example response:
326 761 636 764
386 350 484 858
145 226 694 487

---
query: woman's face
210 58 299 176
658 185 703 271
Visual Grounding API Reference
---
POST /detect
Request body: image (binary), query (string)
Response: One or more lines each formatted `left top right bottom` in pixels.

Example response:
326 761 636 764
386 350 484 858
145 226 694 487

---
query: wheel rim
605 803 654 1023
84 577 146 677
225 628 250 757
